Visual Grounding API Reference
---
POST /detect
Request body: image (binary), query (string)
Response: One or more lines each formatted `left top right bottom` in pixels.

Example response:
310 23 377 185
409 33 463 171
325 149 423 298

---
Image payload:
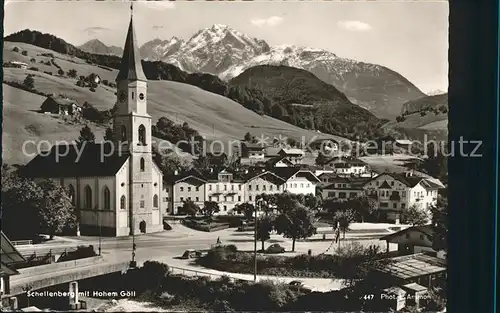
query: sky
4 0 449 93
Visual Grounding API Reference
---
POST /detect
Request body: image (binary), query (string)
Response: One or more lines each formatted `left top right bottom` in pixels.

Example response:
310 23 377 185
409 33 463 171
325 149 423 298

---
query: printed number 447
363 294 374 300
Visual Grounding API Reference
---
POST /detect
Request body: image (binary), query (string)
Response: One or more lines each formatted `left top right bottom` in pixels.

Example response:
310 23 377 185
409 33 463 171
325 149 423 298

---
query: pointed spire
116 2 147 82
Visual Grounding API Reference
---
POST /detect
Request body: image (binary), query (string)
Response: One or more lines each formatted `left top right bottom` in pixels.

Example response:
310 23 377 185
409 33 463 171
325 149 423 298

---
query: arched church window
84 185 92 209
68 184 76 206
121 125 127 141
140 158 145 172
153 194 158 208
138 124 146 145
103 186 111 210
120 195 126 210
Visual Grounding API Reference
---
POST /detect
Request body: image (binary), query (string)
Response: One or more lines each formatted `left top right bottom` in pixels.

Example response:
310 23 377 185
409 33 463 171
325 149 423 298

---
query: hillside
229 65 383 140
2 43 344 164
401 93 448 115
383 110 448 141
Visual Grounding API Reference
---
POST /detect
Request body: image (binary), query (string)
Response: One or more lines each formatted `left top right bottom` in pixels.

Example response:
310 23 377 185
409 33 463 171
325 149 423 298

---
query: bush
30 58 36 63
89 87 96 92
225 244 238 253
29 67 39 71
12 47 19 52
21 50 28 56
420 111 427 116
58 245 97 262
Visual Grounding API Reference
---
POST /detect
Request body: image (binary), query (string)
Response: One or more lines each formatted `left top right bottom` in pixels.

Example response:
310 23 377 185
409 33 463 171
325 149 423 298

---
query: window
231 185 234 191
294 184 297 188
209 185 212 191
328 192 336 197
238 185 242 191
380 202 388 208
249 196 252 201
224 185 227 191
269 185 273 191
224 206 227 211
180 197 184 202
339 192 346 199
120 125 126 141
238 196 241 201
188 187 192 192
153 194 158 208
140 158 145 171
132 91 134 99
84 185 92 209
188 197 191 201
163 197 168 202
391 181 394 186
401 203 406 209
196 197 199 202
224 196 227 202
393 203 397 208
138 124 146 145
103 186 111 210
68 184 76 206
196 186 199 192
402 192 406 198
180 187 184 192
120 195 126 210
256 185 259 191
248 185 252 191
140 200 145 208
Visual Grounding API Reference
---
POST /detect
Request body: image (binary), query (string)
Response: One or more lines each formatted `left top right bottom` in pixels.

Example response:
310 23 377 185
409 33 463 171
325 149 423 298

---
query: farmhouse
23 11 164 237
40 96 82 116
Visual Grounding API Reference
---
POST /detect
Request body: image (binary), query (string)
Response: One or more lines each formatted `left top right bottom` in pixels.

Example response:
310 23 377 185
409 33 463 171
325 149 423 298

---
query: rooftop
375 253 446 280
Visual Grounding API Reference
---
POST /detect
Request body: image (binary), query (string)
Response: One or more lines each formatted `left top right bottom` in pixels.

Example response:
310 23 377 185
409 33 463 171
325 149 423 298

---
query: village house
40 96 82 116
205 169 246 214
164 169 206 215
321 176 369 200
239 142 267 166
3 61 28 69
22 11 164 236
271 168 320 195
0 232 26 298
278 148 305 164
265 156 295 169
245 170 286 203
395 139 413 153
379 225 447 259
363 172 444 222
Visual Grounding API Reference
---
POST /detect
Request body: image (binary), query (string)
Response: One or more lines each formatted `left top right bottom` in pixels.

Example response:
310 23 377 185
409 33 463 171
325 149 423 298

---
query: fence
168 265 247 282
11 240 33 246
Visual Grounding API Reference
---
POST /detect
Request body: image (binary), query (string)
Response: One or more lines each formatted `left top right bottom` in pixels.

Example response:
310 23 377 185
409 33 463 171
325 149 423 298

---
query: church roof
116 11 147 82
22 143 129 178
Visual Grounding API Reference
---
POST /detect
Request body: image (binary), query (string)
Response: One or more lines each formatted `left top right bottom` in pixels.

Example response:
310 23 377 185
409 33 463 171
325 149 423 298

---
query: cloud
141 1 176 10
337 20 372 32
83 27 111 36
251 16 284 27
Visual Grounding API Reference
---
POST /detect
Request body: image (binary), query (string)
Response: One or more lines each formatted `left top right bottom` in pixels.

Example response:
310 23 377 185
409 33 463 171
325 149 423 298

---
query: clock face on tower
118 91 127 102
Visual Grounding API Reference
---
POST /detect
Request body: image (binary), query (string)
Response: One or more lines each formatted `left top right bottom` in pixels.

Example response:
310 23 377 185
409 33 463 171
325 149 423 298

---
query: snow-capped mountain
78 39 123 56
139 24 425 119
140 24 270 74
139 37 184 61
426 89 447 96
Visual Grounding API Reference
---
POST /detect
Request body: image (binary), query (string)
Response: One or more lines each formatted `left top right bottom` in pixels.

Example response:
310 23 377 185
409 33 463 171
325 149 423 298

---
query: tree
347 196 378 222
430 195 448 251
181 199 199 216
202 201 220 220
256 215 274 251
315 152 328 166
57 68 64 76
23 75 35 90
274 204 316 252
77 125 96 145
36 180 76 238
244 132 252 142
67 69 77 78
153 149 191 176
400 204 430 226
21 50 28 56
304 193 321 211
104 127 115 141
235 202 255 220
333 209 356 239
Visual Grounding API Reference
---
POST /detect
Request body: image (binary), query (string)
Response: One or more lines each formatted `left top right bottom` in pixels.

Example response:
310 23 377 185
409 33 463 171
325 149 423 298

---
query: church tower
114 4 155 235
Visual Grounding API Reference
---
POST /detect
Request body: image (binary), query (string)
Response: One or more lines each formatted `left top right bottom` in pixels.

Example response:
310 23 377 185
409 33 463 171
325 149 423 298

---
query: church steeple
116 3 146 82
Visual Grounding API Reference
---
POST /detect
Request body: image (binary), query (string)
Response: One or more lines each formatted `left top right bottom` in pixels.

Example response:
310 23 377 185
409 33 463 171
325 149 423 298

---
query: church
23 9 164 237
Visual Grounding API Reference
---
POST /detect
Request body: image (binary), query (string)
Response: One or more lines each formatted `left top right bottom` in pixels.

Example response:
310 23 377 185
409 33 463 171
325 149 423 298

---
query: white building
271 168 320 195
23 11 164 236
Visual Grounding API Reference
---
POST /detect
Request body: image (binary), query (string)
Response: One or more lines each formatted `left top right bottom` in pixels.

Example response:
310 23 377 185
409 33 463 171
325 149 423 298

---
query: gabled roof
1 232 26 266
45 96 79 106
379 180 392 189
116 11 147 82
22 143 129 178
279 148 305 155
166 168 207 184
267 156 294 167
379 225 436 242
242 142 266 150
364 172 426 188
245 170 286 184
375 253 446 280
271 168 320 182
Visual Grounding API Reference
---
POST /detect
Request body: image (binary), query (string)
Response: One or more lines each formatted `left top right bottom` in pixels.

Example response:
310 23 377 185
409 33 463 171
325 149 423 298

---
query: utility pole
253 200 258 282
98 209 102 256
